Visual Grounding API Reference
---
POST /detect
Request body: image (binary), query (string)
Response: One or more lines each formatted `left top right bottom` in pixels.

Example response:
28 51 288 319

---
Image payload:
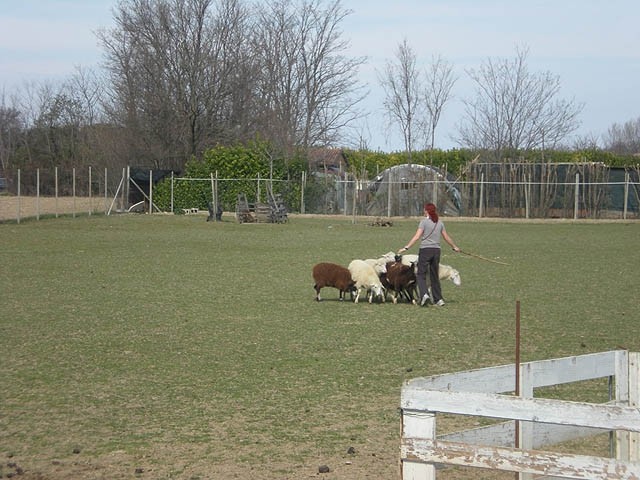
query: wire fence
1 165 639 223
0 167 127 223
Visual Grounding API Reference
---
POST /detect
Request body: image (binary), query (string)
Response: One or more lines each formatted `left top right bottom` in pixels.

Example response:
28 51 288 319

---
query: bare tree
251 0 304 151
9 81 79 169
297 0 365 150
67 66 104 127
603 117 640 154
0 92 24 171
572 132 601 151
1 0 367 172
252 0 365 155
99 0 361 165
456 46 583 157
6 82 40 168
423 55 457 153
98 0 251 168
35 88 87 168
378 39 422 161
2 77 117 175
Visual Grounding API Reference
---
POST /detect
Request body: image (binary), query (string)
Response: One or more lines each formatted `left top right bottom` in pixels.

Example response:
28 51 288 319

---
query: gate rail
401 350 640 479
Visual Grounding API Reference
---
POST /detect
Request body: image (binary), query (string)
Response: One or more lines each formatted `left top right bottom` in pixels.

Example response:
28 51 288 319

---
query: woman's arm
399 227 424 253
442 228 461 252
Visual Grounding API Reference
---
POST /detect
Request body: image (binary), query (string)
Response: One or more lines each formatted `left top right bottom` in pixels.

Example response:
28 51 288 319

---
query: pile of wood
370 217 393 227
235 192 288 224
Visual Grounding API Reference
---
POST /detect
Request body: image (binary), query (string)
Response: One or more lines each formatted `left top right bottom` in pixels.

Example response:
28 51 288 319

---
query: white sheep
364 257 387 275
378 251 398 265
438 263 461 286
394 253 461 286
348 259 385 304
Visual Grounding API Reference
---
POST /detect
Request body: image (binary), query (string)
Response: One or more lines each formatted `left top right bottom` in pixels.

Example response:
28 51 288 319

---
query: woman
398 203 461 306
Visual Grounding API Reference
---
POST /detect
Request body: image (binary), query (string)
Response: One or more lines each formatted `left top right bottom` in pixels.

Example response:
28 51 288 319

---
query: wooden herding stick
458 249 511 265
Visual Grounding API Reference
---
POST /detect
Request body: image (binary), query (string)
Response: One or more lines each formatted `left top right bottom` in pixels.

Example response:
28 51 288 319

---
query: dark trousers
417 247 442 302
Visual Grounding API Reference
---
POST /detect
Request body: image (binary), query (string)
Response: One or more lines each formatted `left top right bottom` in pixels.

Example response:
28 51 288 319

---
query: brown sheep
312 262 357 302
380 261 417 304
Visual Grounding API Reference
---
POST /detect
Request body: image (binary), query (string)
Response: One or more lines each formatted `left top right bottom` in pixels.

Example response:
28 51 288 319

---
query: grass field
1 214 639 479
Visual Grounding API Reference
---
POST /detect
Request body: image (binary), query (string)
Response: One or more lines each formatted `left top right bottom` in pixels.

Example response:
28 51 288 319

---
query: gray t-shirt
418 218 445 249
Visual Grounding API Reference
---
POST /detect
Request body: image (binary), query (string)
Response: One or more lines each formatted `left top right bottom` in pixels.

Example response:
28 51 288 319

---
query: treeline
0 0 364 176
343 148 638 177
1 0 638 183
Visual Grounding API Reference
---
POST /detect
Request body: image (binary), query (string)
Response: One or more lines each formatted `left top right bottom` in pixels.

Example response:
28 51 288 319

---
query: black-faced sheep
380 261 417 304
348 259 385 304
312 262 356 301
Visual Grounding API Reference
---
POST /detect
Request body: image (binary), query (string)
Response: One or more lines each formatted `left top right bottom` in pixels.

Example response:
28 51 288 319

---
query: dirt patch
0 196 109 222
2 437 401 480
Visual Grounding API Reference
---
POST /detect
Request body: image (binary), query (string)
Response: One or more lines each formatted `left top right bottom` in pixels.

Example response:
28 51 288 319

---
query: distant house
307 148 349 178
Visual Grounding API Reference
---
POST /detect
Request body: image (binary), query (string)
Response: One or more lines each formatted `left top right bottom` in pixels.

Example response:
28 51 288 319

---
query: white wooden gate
400 350 640 479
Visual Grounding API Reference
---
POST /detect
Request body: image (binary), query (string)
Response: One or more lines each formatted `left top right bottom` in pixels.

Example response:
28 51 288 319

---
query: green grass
1 215 639 479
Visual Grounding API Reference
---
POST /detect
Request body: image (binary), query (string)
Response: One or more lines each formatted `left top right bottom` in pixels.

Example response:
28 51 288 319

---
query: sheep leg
403 284 417 304
353 287 361 304
401 288 412 303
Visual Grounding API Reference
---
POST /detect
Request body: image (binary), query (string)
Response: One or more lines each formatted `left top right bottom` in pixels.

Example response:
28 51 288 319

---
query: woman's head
424 202 438 222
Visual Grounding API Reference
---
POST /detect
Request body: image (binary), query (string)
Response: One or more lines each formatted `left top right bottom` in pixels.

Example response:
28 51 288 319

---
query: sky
1 0 639 151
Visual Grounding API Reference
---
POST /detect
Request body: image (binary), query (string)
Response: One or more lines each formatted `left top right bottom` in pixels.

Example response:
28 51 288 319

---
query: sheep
438 263 461 286
364 257 388 275
378 251 398 265
312 262 357 302
396 253 461 286
380 261 417 304
348 259 385 304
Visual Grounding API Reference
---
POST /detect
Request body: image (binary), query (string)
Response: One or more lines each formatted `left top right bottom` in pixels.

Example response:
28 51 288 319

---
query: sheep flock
312 251 461 305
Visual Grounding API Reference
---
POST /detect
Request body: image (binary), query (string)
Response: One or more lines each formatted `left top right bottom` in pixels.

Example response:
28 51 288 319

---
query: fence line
0 168 127 223
1 167 639 223
163 175 638 219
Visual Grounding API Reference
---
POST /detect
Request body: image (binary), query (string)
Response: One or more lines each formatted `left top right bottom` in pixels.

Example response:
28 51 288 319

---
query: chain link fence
1 164 639 223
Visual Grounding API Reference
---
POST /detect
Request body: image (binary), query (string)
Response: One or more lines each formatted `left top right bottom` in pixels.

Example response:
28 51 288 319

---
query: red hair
424 203 438 223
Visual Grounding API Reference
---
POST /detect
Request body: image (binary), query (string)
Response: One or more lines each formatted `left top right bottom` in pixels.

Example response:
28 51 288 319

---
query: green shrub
153 142 306 212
